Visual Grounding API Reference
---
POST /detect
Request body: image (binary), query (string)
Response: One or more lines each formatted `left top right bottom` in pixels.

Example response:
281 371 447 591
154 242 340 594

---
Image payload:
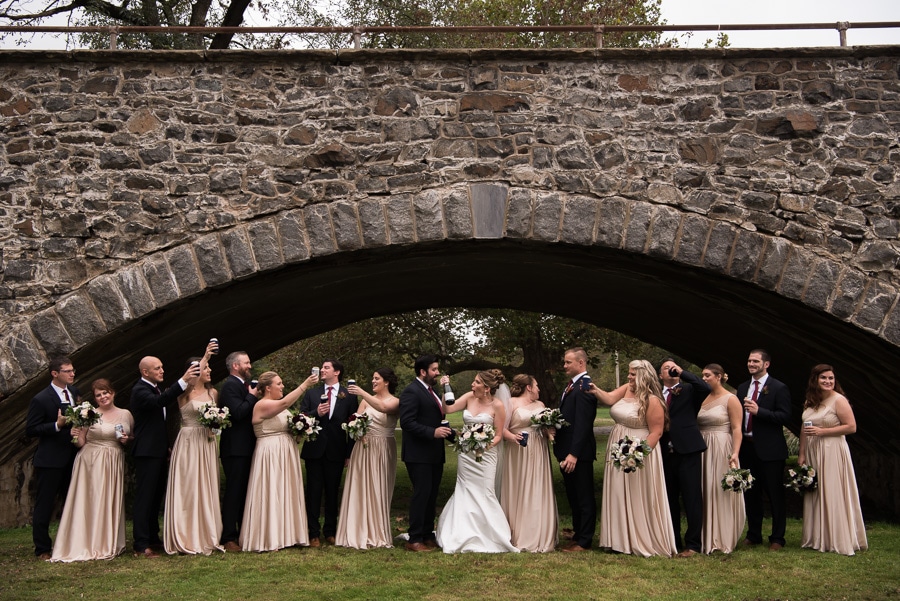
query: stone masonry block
6 325 46 380
647 205 680 260
414 190 445 242
830 270 867 320
29 309 75 357
248 220 285 271
86 274 132 331
675 213 711 266
532 192 563 242
142 254 180 307
778 248 816 301
166 245 203 297
303 204 337 257
116 265 157 318
193 235 232 287
561 196 598 246
703 222 736 274
729 231 765 281
504 189 533 239
330 202 363 251
357 200 388 248
595 197 627 250
220 228 257 278
852 280 897 333
755 237 791 291
445 188 474 239
387 195 415 245
276 210 311 262
803 259 841 311
56 292 107 348
624 202 652 254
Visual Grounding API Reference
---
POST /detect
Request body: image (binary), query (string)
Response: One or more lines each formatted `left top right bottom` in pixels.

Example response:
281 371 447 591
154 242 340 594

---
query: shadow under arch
3 238 899 516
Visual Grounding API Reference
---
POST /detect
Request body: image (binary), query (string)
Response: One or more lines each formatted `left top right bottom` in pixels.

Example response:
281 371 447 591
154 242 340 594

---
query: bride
435 369 518 553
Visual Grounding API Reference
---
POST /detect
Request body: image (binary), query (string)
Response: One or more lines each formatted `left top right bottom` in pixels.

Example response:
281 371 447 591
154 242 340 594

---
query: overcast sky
1 0 898 49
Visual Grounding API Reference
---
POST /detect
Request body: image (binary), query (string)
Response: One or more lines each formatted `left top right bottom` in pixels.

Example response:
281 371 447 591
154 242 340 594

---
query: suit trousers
220 455 253 543
662 449 703 552
561 459 596 548
304 457 345 538
405 461 443 544
32 465 72 555
132 456 168 551
740 440 786 546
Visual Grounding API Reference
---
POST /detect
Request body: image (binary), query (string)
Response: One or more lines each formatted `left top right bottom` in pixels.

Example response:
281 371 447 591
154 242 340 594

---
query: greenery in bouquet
785 463 818 493
530 408 569 430
454 422 496 462
720 467 754 493
609 435 652 473
287 408 321 442
64 401 102 443
342 412 372 447
198 403 231 435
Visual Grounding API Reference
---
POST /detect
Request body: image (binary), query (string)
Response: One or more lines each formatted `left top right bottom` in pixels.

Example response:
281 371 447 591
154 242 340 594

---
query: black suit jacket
130 379 184 458
553 375 597 463
218 375 257 458
25 384 79 469
736 375 791 462
398 379 445 465
299 384 357 462
660 369 709 454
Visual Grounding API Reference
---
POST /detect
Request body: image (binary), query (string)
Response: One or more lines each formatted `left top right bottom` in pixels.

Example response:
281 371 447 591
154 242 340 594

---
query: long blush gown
697 394 745 553
335 406 398 549
240 408 309 551
436 411 518 554
500 405 558 552
163 397 224 555
599 399 677 557
801 395 867 555
51 412 133 562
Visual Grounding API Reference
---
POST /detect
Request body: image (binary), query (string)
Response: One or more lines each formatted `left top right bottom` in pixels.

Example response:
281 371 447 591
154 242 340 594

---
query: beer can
519 430 529 447
114 424 125 439
209 338 219 354
311 367 320 377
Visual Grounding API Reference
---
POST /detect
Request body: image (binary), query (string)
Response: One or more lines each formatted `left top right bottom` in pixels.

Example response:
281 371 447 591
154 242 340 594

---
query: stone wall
1 47 899 525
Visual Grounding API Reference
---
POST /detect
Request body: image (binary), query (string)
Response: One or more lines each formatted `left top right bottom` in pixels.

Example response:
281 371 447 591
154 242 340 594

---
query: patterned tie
746 380 759 434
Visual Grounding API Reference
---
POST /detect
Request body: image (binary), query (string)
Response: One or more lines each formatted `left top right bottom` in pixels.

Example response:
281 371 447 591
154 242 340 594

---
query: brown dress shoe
223 541 242 552
423 539 439 549
676 549 698 558
404 542 433 552
740 538 758 547
325 536 336 545
37 552 52 561
134 548 159 558
769 542 784 551
308 538 321 548
561 544 589 552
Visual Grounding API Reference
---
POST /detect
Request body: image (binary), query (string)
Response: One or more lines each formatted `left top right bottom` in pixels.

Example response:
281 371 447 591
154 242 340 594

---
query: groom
555 347 598 552
399 354 452 552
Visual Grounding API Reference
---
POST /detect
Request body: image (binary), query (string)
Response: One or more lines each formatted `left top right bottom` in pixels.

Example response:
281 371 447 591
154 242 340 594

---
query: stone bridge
1 46 899 525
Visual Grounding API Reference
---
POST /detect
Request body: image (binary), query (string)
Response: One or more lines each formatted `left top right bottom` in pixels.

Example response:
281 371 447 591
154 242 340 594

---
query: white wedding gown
436 411 519 554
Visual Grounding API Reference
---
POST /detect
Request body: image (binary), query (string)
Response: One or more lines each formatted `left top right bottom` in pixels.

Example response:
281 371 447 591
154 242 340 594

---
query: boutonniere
338 391 346 399
670 386 682 396
761 386 769 395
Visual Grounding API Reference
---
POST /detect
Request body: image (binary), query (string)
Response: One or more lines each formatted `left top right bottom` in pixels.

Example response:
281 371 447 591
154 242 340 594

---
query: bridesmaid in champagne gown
51 379 133 562
164 350 223 555
241 370 318 552
500 374 557 552
437 370 518 554
697 364 745 554
799 365 867 556
337 368 400 549
591 360 677 557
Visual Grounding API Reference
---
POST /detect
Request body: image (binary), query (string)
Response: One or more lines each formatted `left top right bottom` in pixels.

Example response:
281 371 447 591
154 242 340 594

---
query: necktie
746 380 759 434
665 388 673 408
561 381 573 402
429 387 444 414
327 386 334 419
62 389 71 405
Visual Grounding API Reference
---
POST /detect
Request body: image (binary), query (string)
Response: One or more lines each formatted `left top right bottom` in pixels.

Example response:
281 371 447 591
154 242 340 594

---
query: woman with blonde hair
163 342 223 555
500 374 557 552
799 364 866 555
697 363 745 553
589 359 676 557
436 369 517 553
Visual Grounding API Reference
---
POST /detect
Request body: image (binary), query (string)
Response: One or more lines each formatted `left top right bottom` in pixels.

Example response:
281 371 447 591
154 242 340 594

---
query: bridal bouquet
64 402 102 443
784 463 818 493
530 408 569 431
198 403 231 435
342 412 372 447
455 423 496 462
287 409 321 442
720 467 754 493
609 435 652 473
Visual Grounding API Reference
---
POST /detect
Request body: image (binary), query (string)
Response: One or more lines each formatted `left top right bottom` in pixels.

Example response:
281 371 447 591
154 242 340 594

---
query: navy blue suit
554 375 597 549
26 384 79 556
737 375 791 546
299 383 356 539
130 378 183 552
660 370 709 552
218 375 257 544
398 379 446 545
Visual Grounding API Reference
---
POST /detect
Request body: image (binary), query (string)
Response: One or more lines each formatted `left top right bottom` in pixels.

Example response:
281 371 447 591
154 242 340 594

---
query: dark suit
299 383 357 539
218 374 257 544
25 384 79 556
398 379 446 545
130 378 184 552
553 375 597 549
736 375 791 546
660 370 709 552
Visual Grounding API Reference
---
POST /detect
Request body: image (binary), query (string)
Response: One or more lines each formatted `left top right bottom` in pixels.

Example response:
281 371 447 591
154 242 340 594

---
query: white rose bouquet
609 435 652 473
198 403 231 435
64 402 102 443
720 467 754 493
454 422 496 462
342 412 372 447
287 409 321 442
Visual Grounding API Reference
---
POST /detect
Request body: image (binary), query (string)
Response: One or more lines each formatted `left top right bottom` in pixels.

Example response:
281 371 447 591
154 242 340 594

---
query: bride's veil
494 382 512 495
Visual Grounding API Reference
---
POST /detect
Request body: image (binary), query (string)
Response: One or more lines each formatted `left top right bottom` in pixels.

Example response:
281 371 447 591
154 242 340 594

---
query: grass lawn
2 432 895 601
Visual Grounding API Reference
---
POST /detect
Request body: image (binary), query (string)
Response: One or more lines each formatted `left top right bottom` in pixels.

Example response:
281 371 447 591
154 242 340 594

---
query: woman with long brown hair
799 364 866 555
